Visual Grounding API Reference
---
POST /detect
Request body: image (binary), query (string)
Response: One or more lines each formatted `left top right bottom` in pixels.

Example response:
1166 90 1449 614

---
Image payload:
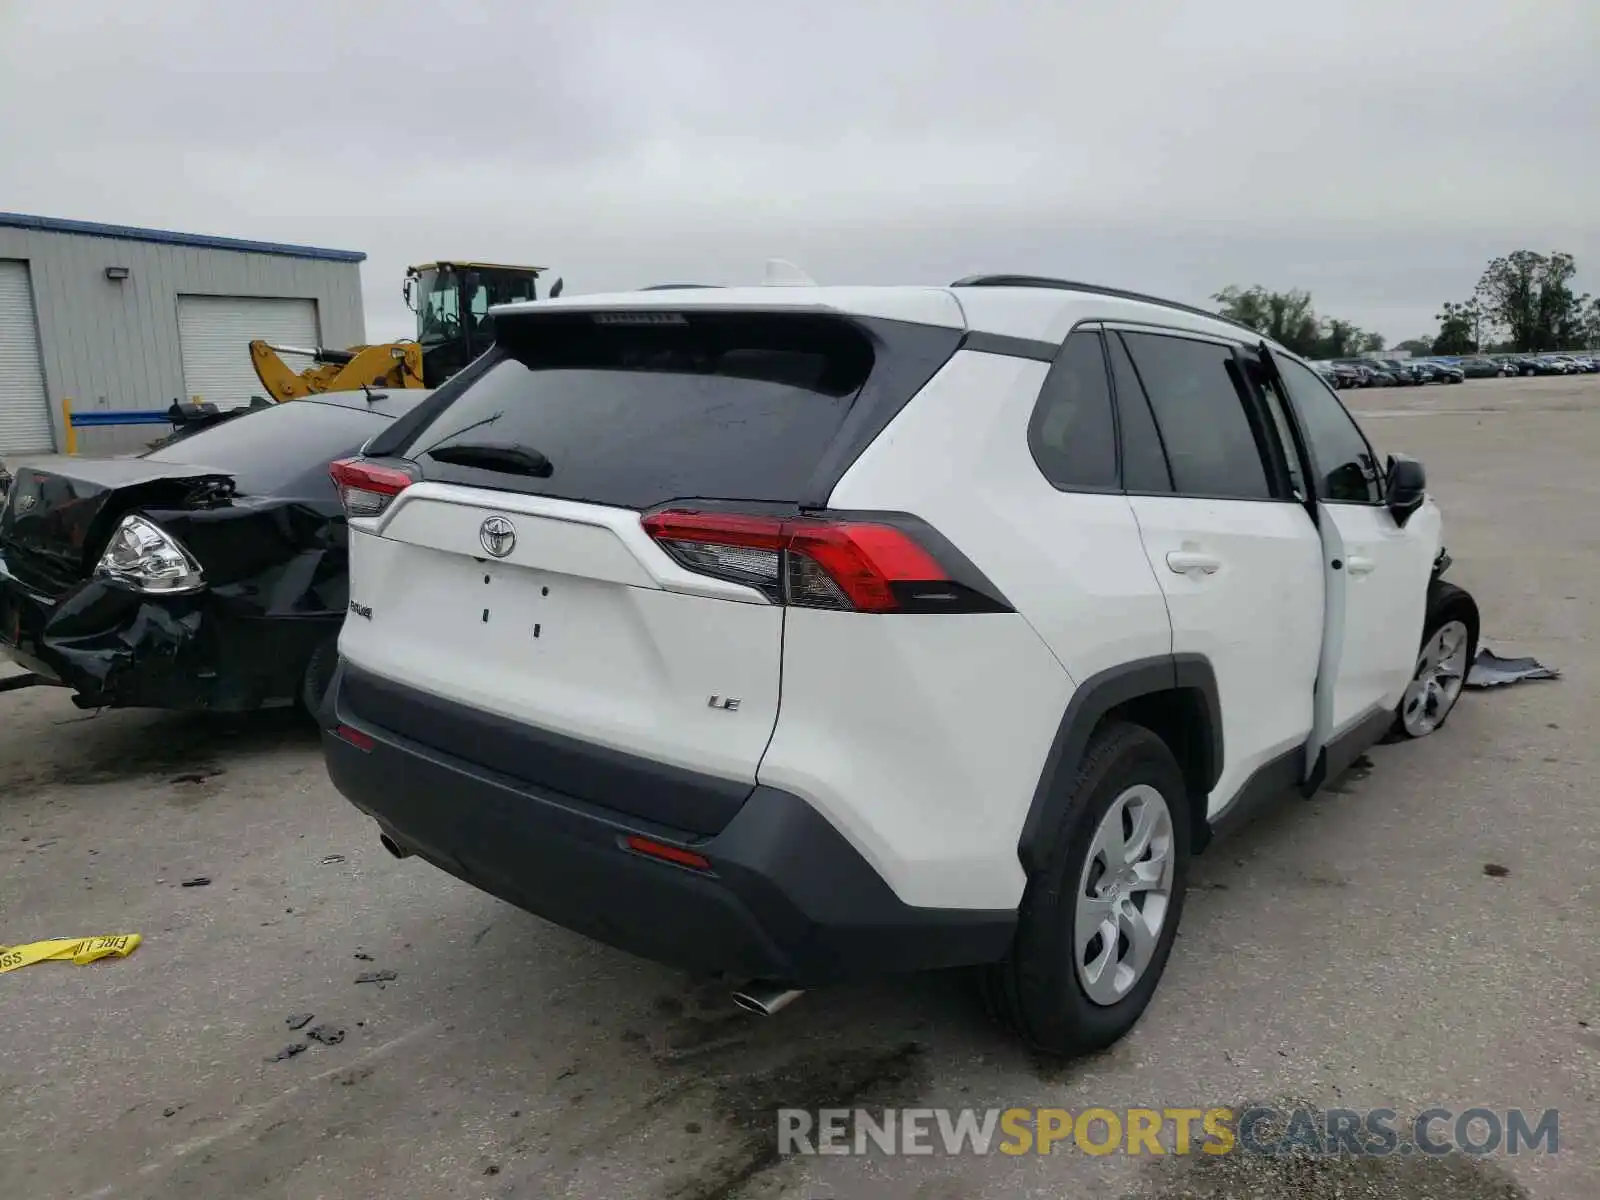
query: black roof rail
949 274 1265 340
639 283 721 291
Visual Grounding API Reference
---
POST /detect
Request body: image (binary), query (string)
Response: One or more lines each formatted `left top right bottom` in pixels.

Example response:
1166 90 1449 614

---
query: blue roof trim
0 212 366 263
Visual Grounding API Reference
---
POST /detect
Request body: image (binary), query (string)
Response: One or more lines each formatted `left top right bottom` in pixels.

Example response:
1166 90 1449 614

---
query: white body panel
757 610 1072 910
826 350 1173 682
496 285 967 330
1311 497 1442 749
340 486 783 786
1127 495 1324 815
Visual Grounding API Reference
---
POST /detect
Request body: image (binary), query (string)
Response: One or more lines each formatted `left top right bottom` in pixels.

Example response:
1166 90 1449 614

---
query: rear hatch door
338 305 961 833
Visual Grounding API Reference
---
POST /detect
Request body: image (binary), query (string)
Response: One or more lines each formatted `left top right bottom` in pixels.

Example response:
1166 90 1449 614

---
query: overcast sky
2 1 1595 344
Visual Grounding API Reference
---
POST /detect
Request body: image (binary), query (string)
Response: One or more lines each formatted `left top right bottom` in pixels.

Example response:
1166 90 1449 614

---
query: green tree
1394 338 1433 355
1360 331 1387 354
1553 292 1598 350
1212 285 1320 356
1316 319 1365 359
1475 251 1577 351
1433 301 1477 355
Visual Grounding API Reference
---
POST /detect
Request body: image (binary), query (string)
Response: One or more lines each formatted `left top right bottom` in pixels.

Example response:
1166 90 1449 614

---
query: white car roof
493 280 1272 354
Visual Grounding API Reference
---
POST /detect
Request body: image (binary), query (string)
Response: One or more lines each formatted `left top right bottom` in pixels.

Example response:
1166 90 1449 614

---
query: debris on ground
0 934 142 973
285 1012 314 1031
1483 863 1511 878
321 854 346 865
1466 647 1560 689
265 1043 308 1063
170 769 224 785
306 1024 345 1045
180 876 211 888
355 970 398 985
353 951 373 961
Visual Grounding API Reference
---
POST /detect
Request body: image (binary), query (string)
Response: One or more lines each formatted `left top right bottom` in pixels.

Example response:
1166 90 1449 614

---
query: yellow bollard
61 397 77 455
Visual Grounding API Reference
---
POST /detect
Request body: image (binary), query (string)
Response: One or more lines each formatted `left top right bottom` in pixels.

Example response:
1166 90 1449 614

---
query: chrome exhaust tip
378 832 412 859
731 983 804 1016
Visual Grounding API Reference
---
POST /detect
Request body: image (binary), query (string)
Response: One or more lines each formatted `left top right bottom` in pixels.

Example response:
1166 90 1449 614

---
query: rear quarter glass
397 311 922 510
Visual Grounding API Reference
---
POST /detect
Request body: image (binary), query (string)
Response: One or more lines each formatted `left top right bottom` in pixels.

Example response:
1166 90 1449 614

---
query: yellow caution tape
0 934 143 973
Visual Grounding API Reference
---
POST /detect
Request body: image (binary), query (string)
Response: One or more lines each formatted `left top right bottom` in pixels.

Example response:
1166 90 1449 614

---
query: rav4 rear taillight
642 509 1010 614
330 458 417 518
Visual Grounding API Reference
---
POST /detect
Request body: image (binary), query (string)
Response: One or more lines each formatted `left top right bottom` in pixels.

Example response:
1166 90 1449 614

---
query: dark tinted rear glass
402 312 876 509
141 400 392 497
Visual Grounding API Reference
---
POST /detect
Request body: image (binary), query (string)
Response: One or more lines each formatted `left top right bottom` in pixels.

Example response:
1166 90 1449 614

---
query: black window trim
1265 346 1387 508
1100 320 1297 505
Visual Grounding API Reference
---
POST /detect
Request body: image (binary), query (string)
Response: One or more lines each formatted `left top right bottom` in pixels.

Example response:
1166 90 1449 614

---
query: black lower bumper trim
322 663 1015 985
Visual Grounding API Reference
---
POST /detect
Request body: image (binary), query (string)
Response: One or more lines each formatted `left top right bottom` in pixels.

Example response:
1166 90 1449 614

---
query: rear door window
1119 332 1275 500
402 312 878 509
1105 332 1174 494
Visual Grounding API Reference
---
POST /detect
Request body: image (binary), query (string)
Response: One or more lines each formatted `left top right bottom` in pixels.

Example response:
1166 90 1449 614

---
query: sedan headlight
95 514 205 594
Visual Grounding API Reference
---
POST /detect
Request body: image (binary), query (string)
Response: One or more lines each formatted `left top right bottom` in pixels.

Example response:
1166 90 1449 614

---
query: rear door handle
1166 551 1222 575
1346 555 1377 576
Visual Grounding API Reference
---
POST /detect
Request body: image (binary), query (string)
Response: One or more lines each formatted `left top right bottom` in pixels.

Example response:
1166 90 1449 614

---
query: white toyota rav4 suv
320 276 1479 1057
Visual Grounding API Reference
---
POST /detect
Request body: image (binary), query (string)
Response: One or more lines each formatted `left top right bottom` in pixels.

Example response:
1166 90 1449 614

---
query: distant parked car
1574 356 1599 373
1335 360 1385 386
1312 361 1341 388
1325 362 1362 389
1458 357 1502 379
1548 354 1595 374
1380 359 1425 385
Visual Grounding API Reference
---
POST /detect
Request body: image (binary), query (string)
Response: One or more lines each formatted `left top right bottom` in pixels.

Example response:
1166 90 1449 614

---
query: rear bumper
321 661 1015 986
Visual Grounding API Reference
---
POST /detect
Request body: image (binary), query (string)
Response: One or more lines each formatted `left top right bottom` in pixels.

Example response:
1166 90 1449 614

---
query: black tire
298 636 340 721
983 721 1191 1058
1387 580 1480 741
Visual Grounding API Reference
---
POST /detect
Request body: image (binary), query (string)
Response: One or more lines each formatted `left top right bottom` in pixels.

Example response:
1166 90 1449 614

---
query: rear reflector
333 724 375 752
623 834 712 871
330 458 416 518
642 509 951 613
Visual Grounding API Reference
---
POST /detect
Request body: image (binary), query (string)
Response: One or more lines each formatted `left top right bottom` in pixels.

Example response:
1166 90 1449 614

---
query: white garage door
177 295 319 409
0 261 54 455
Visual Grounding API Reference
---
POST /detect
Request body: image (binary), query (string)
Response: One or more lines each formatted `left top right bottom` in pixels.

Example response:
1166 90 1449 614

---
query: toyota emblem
479 516 516 558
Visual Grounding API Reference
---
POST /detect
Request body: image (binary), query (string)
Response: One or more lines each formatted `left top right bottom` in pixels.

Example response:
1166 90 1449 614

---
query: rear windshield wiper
426 442 553 478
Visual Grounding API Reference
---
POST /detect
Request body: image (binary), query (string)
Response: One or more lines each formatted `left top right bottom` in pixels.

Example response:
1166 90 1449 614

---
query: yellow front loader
248 261 555 403
248 340 425 402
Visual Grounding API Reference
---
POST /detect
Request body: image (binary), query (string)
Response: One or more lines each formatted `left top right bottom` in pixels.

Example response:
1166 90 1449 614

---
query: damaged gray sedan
0 388 431 713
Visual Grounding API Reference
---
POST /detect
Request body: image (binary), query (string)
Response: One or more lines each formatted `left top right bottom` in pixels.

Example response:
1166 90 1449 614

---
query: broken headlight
95 514 205 594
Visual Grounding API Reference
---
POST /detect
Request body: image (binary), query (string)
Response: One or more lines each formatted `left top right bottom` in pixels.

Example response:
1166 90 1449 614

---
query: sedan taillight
330 458 416 518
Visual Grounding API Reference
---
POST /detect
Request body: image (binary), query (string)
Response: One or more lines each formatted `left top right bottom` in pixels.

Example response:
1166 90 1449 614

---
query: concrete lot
2 375 1596 1199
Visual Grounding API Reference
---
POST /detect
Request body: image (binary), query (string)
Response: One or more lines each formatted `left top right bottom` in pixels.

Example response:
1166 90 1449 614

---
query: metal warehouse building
0 212 366 456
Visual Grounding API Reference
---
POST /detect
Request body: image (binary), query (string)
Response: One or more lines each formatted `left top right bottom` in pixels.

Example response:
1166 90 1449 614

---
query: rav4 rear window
401 312 877 509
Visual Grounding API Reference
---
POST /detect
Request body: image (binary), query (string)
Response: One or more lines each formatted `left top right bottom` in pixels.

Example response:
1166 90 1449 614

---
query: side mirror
1384 454 1426 525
